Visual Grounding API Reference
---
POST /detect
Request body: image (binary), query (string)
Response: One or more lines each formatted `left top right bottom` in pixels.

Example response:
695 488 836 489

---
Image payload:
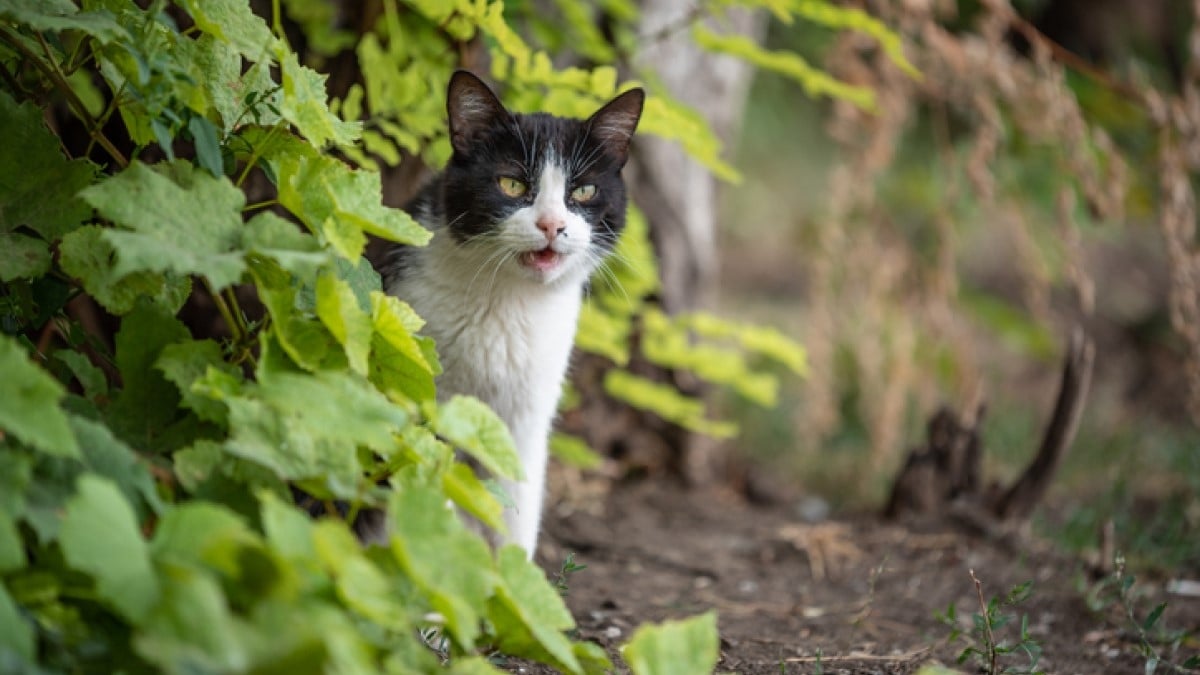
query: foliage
936 575 1044 675
1082 555 1200 674
0 0 915 671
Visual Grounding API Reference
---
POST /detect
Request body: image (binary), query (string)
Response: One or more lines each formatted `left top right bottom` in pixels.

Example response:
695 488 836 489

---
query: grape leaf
59 475 160 622
0 91 97 240
156 339 242 424
0 0 128 44
488 545 582 673
315 272 372 375
428 396 523 482
70 413 163 519
369 292 438 403
107 303 190 442
58 225 192 315
242 211 330 279
180 0 279 61
80 161 247 291
622 611 719 675
54 350 108 402
0 231 50 282
442 461 506 533
0 511 24 573
388 484 496 647
0 334 79 458
0 584 34 662
279 52 360 148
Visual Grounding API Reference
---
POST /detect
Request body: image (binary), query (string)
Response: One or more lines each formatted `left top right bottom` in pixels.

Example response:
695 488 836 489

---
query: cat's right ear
447 70 509 155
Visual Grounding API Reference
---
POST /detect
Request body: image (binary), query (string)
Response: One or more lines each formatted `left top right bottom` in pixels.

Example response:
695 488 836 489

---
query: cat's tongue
522 247 561 272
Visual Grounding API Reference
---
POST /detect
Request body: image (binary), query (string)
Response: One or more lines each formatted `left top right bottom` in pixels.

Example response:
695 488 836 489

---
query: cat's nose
536 217 566 243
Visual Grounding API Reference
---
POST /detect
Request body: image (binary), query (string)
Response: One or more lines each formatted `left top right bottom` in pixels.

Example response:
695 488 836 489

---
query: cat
381 71 644 557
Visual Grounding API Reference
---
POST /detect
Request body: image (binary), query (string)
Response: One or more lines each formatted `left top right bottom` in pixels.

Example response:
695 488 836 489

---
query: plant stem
970 569 998 675
243 199 279 212
0 27 129 168
206 279 244 343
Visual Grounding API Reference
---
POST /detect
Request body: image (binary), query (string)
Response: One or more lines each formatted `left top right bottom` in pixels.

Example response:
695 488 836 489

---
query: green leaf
0 334 79 458
369 292 438 403
242 212 330 279
549 433 604 470
108 302 190 440
429 395 523 481
442 461 506 533
693 25 876 112
622 611 719 675
0 91 97 239
189 115 224 177
134 562 249 671
278 52 361 148
316 272 373 374
54 350 108 402
790 0 920 79
575 301 631 365
0 0 127 44
219 370 407 496
0 232 50 281
156 339 243 424
604 370 737 439
248 256 345 372
0 584 34 662
488 545 581 673
274 149 428 260
70 413 163 518
180 0 279 60
312 521 412 632
255 370 409 455
80 161 247 291
0 510 24 573
58 225 192 315
1142 602 1167 632
388 484 496 648
59 475 160 622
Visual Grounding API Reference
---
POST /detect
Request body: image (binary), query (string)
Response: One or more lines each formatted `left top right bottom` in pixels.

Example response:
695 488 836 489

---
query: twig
969 569 998 675
994 327 1095 519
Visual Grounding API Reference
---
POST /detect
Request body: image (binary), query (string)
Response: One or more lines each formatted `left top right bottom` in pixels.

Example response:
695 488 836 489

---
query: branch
993 327 1095 519
0 27 128 168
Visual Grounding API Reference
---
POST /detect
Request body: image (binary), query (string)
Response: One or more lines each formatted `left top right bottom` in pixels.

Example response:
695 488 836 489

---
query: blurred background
706 0 1200 573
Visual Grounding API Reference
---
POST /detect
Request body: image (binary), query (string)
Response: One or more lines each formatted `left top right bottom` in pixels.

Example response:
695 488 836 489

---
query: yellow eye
498 176 528 198
571 184 597 202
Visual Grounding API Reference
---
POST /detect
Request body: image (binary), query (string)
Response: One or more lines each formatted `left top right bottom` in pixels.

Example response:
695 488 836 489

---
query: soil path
525 479 1200 674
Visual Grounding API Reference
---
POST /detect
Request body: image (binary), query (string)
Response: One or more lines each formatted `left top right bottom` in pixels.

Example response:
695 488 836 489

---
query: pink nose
537 218 565 243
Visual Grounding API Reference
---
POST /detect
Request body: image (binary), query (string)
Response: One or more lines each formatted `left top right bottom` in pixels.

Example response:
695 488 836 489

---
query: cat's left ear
587 88 645 166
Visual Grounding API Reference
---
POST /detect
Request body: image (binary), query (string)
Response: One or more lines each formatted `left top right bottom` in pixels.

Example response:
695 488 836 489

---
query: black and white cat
383 71 644 557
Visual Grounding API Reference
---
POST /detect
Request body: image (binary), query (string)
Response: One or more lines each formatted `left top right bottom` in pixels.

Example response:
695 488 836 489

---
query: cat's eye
571 184 597 202
497 176 528 198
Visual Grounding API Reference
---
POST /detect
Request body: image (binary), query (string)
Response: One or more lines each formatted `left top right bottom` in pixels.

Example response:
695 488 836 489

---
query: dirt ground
515 477 1200 675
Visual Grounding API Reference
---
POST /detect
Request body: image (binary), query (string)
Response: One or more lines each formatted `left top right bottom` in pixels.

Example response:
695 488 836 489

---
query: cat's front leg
501 429 550 558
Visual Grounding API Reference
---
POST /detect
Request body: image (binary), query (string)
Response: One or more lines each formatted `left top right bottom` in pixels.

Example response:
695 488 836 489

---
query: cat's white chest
386 235 584 555
422 280 581 428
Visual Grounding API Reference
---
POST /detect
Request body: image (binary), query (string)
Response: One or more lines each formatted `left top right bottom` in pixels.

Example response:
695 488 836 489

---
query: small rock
794 496 831 523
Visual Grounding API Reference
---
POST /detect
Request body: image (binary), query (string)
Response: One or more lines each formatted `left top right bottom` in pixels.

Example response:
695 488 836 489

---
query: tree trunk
610 4 765 483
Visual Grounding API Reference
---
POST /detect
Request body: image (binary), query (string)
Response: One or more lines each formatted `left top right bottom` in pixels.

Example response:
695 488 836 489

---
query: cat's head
439 70 644 286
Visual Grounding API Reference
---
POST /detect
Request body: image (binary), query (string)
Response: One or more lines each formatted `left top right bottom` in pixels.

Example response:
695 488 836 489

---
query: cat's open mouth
520 247 562 273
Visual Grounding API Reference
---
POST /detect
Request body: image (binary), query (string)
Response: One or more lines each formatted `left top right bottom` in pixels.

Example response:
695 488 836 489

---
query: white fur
387 160 594 557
